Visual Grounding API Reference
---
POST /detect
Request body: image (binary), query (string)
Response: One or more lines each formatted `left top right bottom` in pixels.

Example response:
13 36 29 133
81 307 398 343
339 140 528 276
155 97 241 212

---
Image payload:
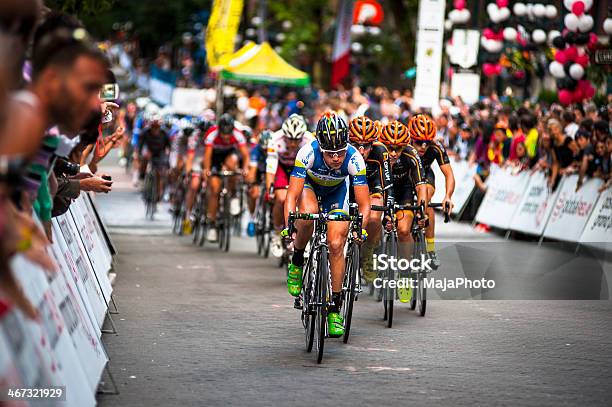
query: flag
331 0 354 87
205 0 244 69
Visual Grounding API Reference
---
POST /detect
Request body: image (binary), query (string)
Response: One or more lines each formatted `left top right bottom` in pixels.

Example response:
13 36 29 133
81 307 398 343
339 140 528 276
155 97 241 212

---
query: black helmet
218 113 234 134
316 111 348 151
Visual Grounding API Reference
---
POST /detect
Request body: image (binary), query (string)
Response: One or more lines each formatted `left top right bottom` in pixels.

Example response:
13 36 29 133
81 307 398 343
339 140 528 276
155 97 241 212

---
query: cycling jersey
362 142 393 198
205 125 247 171
292 140 367 213
204 125 247 150
266 130 316 174
391 145 426 205
415 141 450 186
138 127 171 157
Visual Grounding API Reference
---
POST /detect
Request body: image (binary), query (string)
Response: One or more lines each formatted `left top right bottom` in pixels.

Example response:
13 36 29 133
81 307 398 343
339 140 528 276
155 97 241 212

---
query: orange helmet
379 120 411 146
349 116 379 144
408 113 436 142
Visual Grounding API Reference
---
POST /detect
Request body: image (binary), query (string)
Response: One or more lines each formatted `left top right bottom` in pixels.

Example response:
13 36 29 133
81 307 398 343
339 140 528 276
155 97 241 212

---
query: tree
268 0 333 88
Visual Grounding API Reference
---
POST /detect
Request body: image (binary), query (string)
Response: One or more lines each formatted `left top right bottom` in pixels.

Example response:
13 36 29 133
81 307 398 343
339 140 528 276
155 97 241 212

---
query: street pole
257 0 266 43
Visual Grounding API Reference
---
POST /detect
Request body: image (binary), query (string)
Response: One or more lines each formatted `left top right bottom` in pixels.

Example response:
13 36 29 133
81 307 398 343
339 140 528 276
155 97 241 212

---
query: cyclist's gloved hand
280 227 293 241
361 228 368 241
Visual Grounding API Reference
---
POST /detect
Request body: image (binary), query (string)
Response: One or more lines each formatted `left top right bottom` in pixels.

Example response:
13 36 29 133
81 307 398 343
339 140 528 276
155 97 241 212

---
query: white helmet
281 114 308 140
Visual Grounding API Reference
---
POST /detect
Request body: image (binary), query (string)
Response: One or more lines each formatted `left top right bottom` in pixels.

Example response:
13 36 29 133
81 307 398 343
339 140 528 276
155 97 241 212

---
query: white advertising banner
76 194 112 270
431 158 475 215
475 167 530 230
53 217 107 329
450 73 480 105
10 256 97 407
510 170 561 236
172 87 208 115
413 0 446 109
543 175 603 242
48 243 108 391
449 29 480 68
579 186 611 245
149 77 174 106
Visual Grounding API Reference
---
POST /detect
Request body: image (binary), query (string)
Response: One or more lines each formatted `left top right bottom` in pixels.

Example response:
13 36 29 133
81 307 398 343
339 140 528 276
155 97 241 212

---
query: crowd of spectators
1 3 123 319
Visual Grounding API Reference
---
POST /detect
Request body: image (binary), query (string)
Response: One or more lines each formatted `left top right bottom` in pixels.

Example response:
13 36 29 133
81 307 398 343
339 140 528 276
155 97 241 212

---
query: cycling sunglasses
320 145 348 158
387 145 405 154
354 142 373 150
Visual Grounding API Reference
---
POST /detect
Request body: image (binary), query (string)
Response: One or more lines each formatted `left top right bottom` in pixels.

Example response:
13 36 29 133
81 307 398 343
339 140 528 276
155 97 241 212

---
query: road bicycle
370 201 449 326
287 209 362 364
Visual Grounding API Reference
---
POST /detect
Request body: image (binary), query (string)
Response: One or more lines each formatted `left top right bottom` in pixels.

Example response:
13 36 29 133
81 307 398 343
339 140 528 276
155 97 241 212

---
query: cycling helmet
316 111 349 151
379 120 410 146
259 130 273 148
282 114 308 140
408 113 436 142
349 116 379 143
218 113 234 134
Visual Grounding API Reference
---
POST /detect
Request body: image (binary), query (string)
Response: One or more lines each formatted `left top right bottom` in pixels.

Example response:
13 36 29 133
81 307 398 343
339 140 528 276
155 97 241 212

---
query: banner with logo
579 186 611 245
543 175 603 242
205 0 244 69
509 170 561 236
48 242 108 391
413 0 446 108
172 87 208 115
475 167 530 230
431 158 475 215
52 217 107 329
331 0 354 87
10 256 97 406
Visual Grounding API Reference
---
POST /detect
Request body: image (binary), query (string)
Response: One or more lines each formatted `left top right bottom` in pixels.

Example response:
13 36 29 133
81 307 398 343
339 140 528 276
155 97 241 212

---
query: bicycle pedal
293 298 302 309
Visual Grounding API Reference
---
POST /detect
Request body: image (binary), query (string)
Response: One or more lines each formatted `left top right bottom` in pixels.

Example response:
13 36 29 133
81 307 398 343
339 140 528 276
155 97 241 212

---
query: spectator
549 118 577 188
562 110 578 139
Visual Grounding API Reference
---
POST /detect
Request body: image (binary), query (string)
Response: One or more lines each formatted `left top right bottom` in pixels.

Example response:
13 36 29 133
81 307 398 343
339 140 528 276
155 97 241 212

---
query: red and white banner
475 167 530 230
331 0 354 87
510 170 561 236
543 175 603 242
579 185 612 246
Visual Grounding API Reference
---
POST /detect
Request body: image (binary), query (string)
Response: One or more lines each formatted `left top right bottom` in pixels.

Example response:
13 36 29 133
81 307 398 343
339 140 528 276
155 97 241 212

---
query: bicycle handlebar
286 211 363 239
209 169 242 177
371 202 450 223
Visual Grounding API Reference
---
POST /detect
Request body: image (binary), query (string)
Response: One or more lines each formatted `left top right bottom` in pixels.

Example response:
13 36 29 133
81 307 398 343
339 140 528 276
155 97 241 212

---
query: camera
54 157 80 176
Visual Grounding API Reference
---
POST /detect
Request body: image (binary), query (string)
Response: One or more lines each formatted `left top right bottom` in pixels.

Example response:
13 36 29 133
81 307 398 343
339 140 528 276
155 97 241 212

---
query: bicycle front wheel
342 243 359 344
315 248 329 364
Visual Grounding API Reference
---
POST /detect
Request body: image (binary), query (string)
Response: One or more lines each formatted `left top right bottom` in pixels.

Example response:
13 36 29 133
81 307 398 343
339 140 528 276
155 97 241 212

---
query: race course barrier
1 192 118 406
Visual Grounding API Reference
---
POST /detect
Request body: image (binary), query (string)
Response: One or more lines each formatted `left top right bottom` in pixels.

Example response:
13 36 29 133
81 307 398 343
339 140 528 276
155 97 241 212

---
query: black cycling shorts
211 148 238 172
424 167 436 187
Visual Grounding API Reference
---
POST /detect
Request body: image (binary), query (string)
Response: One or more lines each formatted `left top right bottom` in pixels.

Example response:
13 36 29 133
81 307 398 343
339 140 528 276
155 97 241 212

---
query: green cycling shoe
327 312 345 338
286 263 302 297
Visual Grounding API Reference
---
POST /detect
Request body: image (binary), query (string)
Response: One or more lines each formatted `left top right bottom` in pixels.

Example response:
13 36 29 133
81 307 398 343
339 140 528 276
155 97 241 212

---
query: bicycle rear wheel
303 252 316 352
315 248 329 364
342 243 359 344
414 231 427 316
384 233 397 328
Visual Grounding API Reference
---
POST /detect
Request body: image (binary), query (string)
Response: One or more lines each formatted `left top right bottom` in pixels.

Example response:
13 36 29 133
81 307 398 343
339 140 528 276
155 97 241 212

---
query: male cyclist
246 130 272 237
379 120 428 302
348 116 393 283
408 114 455 269
135 115 171 202
283 111 370 338
202 113 250 242
266 114 314 256
182 119 214 234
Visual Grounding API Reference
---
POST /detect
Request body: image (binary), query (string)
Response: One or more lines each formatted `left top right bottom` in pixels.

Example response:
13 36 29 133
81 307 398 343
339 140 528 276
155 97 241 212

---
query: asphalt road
96 160 612 407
